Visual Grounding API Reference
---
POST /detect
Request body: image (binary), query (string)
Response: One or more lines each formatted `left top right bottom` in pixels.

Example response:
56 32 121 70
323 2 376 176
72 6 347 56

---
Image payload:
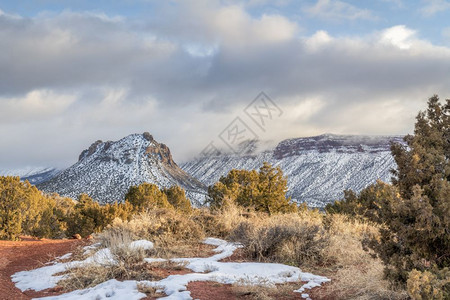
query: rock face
38 133 207 205
181 134 404 207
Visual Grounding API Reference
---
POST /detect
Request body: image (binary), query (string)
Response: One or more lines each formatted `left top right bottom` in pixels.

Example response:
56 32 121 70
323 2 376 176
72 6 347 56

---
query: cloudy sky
1 0 450 169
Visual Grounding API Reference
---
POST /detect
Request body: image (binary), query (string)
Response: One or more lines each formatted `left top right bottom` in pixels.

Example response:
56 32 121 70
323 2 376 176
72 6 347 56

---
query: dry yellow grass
137 282 166 298
232 279 300 300
58 206 408 298
100 209 206 258
227 210 408 299
229 213 329 267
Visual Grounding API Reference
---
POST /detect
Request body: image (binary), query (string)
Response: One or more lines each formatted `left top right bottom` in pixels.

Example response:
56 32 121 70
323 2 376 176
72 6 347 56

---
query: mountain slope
0 167 60 185
181 134 403 207
38 133 206 205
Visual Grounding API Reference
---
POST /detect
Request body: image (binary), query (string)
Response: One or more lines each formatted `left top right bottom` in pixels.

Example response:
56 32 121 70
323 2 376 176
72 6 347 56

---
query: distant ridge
181 134 404 207
0 167 60 185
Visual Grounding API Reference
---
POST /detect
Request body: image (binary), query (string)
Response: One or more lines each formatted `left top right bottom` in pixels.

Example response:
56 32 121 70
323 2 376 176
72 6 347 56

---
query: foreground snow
12 238 330 300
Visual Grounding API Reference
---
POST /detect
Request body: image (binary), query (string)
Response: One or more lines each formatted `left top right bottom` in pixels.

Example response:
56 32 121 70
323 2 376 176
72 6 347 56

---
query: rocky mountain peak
143 132 154 142
39 132 206 205
78 140 103 161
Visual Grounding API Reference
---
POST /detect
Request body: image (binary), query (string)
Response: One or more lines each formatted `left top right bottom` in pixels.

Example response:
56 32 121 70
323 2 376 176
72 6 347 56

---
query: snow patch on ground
130 240 154 250
37 280 146 300
12 238 330 299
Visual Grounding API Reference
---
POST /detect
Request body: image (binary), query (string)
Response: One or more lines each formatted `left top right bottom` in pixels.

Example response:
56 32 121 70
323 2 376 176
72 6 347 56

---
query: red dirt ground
187 281 313 300
0 238 328 300
0 237 84 300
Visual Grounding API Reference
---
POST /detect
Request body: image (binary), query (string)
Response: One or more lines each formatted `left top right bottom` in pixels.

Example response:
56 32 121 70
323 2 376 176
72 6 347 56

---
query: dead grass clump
100 208 206 258
232 279 299 300
60 229 157 291
108 209 205 241
229 213 329 267
230 211 408 299
58 263 114 291
320 259 408 300
320 214 380 270
193 202 256 238
148 260 188 271
314 214 408 299
137 283 166 298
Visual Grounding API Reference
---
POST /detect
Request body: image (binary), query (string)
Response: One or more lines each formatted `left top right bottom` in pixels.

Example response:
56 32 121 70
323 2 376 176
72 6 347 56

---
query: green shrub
326 180 401 224
66 194 131 237
162 186 192 213
125 183 172 212
0 177 72 240
407 268 450 300
208 162 296 214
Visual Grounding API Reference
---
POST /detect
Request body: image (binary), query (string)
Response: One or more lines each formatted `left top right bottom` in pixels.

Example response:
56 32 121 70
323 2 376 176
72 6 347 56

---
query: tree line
0 180 194 240
0 160 295 240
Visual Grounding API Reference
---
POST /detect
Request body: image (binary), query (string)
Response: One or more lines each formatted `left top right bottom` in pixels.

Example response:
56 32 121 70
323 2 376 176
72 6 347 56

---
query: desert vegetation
52 201 407 299
0 180 194 240
1 95 449 299
327 95 450 299
207 162 297 214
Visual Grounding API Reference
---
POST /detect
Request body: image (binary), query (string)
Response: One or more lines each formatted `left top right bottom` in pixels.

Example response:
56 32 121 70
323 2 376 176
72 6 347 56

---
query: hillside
182 134 403 207
0 167 60 185
38 133 207 205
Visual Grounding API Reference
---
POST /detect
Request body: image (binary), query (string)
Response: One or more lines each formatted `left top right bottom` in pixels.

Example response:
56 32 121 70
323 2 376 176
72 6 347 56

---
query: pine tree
378 95 450 285
327 95 450 292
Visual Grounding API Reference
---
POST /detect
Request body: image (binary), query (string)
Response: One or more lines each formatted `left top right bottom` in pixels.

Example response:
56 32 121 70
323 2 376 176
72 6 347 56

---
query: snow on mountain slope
181 134 404 207
38 132 207 205
0 167 60 185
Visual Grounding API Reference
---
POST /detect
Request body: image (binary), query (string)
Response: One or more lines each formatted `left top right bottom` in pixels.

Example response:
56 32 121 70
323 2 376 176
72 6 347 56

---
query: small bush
101 209 205 258
66 194 131 238
192 201 253 238
230 213 329 267
60 229 157 291
407 268 450 300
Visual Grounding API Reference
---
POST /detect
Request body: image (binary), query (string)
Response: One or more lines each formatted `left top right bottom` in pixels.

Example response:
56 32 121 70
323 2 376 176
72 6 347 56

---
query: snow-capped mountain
0 167 60 185
38 132 207 205
181 134 404 207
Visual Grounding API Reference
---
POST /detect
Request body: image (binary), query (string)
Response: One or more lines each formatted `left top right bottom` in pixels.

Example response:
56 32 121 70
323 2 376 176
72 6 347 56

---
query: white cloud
304 0 377 21
420 0 450 16
380 25 416 49
1 4 450 168
0 90 76 123
208 5 299 46
305 30 333 51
